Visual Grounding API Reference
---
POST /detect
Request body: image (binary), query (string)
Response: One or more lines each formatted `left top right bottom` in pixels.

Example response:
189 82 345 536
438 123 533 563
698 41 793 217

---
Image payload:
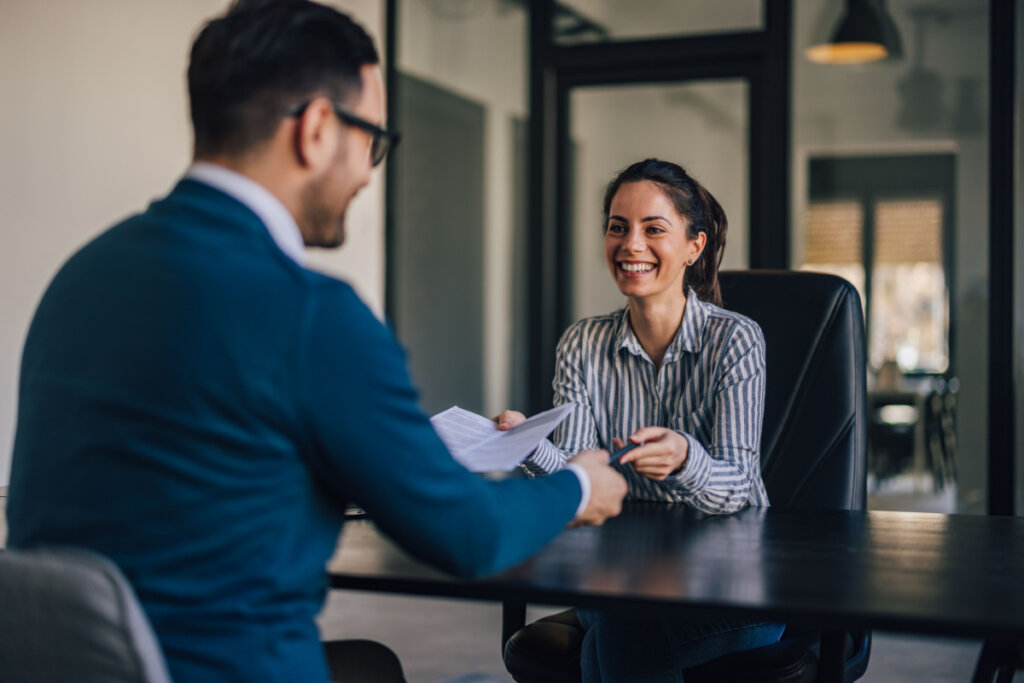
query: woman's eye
646 226 665 234
607 224 626 234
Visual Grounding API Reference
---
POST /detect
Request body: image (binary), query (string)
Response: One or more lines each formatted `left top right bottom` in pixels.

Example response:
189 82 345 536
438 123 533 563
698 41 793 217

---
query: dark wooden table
329 502 1024 680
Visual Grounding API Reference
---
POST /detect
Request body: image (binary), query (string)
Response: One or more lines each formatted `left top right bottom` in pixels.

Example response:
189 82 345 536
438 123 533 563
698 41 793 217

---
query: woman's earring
687 258 695 265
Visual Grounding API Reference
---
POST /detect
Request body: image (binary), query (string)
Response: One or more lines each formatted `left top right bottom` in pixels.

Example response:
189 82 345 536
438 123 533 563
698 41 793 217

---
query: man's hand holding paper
492 408 626 527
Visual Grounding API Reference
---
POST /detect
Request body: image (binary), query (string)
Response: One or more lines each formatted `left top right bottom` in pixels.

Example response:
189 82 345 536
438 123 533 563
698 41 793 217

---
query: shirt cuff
527 438 565 473
667 432 711 490
564 463 591 517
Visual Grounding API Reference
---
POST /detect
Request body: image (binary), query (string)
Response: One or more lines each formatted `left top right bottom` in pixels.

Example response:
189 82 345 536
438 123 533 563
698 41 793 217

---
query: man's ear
293 98 338 171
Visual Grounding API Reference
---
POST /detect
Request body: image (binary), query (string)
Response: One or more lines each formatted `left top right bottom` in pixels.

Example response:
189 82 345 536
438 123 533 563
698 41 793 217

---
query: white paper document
430 403 574 472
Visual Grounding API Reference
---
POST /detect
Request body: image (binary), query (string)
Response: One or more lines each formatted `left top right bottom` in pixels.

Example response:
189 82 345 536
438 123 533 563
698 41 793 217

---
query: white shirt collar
185 161 306 266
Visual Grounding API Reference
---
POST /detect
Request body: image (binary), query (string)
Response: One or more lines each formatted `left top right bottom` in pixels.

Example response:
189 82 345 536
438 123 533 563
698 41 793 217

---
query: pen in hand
609 441 642 463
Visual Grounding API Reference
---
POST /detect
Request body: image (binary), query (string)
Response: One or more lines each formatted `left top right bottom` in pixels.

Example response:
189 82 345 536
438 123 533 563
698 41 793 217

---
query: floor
867 473 959 513
318 590 1009 683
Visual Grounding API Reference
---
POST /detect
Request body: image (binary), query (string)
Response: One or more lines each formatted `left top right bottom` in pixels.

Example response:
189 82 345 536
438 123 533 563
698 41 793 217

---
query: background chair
0 546 171 683
503 270 870 683
972 639 1024 682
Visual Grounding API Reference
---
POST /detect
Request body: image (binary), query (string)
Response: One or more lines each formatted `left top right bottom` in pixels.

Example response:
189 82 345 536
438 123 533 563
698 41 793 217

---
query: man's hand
614 427 689 481
567 449 627 526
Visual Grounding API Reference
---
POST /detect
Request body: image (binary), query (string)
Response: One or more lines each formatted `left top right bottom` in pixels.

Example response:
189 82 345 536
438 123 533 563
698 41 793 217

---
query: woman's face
604 180 705 305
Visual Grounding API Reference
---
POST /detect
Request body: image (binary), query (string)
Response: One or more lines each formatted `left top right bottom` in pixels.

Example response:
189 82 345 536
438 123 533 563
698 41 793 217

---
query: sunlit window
870 199 948 373
800 197 949 374
801 200 866 311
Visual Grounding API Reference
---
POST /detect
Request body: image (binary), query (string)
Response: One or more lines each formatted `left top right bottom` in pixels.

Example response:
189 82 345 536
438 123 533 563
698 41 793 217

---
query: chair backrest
719 270 867 511
0 546 171 683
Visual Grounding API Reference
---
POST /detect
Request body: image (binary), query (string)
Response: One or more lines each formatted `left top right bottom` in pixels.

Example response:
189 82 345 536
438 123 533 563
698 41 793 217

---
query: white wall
0 0 385 485
397 0 529 417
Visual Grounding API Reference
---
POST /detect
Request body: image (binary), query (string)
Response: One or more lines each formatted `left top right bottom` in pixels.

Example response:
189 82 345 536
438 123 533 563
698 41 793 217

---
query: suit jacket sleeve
293 281 581 578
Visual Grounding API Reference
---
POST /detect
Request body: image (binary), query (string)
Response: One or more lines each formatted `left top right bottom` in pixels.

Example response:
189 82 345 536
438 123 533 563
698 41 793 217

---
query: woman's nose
624 229 646 252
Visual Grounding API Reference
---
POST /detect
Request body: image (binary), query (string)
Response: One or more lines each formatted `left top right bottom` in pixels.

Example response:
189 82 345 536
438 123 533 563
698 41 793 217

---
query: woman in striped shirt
498 158 784 681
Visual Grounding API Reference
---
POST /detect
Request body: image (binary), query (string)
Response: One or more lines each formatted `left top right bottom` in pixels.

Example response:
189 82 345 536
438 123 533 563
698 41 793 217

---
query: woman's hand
614 427 689 481
493 410 527 431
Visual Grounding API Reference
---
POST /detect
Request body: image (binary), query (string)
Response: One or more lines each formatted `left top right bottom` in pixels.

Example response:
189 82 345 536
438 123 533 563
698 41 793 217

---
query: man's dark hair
188 0 379 158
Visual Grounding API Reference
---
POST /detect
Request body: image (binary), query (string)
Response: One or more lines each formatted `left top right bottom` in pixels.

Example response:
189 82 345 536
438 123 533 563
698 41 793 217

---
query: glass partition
386 0 1004 515
391 0 529 416
792 0 989 513
553 0 762 44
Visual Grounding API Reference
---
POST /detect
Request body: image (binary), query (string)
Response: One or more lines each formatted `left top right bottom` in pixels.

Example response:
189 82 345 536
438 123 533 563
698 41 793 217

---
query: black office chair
503 270 871 683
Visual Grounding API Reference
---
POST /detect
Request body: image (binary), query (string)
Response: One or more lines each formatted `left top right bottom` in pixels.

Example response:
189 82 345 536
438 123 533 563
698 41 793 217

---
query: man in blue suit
5 1 627 681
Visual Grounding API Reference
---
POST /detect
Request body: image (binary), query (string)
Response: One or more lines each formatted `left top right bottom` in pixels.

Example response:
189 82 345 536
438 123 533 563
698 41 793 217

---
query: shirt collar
615 288 708 363
185 161 306 266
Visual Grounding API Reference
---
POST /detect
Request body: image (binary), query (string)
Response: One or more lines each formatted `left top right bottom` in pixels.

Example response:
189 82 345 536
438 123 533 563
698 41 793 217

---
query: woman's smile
618 260 657 277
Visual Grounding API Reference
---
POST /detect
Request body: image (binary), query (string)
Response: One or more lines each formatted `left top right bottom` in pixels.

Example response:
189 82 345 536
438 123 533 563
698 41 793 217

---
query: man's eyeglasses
289 100 400 166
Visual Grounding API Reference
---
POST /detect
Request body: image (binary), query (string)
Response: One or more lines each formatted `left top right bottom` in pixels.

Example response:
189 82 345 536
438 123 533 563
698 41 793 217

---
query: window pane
869 263 948 372
801 200 866 313
553 0 762 44
803 201 864 264
874 200 942 264
872 198 950 374
869 199 948 373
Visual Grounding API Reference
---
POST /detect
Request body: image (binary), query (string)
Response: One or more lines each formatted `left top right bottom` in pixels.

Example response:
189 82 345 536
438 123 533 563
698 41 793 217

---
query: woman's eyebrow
608 214 671 223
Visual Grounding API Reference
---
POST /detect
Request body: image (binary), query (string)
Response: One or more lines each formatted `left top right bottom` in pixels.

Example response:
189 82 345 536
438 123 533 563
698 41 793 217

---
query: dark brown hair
602 158 728 306
188 0 379 157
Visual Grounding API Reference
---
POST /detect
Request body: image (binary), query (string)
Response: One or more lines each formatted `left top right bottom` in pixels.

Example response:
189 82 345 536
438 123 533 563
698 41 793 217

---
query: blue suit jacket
7 179 581 682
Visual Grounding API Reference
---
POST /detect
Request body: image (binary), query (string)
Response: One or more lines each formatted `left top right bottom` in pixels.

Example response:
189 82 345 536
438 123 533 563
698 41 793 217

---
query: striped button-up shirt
528 289 769 514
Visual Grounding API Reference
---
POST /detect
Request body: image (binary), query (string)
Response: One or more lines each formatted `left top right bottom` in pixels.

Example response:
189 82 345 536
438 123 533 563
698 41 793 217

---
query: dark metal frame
525 0 792 413
384 0 399 323
988 0 1016 516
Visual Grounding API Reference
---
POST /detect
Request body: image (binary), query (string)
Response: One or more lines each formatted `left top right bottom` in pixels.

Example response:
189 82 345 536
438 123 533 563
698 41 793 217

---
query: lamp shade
806 0 903 65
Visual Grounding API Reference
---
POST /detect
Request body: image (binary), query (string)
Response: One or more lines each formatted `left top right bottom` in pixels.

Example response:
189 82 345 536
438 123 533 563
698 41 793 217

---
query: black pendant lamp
806 0 904 65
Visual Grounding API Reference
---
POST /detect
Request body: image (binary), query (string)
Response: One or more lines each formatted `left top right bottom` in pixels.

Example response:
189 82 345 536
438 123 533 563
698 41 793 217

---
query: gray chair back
0 546 171 683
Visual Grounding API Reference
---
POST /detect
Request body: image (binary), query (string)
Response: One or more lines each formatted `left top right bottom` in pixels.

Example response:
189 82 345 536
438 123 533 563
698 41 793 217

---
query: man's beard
300 174 347 249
